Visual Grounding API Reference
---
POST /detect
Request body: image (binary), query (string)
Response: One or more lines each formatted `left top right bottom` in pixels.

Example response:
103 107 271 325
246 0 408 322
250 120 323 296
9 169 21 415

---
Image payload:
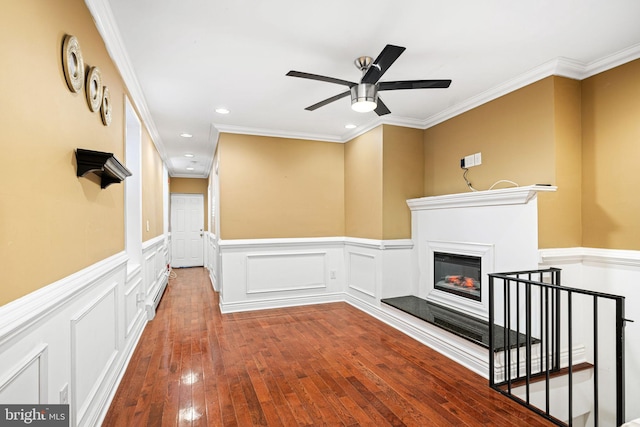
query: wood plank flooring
102 267 555 426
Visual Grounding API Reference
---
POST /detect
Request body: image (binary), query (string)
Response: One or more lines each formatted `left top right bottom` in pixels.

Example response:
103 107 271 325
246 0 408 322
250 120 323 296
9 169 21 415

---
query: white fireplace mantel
407 185 557 211
407 184 556 320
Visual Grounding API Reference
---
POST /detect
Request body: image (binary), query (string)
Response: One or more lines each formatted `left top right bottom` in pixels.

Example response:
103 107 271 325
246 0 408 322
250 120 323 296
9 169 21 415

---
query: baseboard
207 268 218 292
345 294 489 378
145 273 168 320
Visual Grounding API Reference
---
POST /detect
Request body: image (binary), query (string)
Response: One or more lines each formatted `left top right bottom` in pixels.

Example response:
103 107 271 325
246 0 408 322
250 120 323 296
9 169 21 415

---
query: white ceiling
88 0 640 178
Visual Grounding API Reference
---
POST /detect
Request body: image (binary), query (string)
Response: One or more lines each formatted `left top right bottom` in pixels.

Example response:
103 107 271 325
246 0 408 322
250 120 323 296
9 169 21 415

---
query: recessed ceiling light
184 153 194 157
186 167 195 171
215 108 230 115
180 133 193 138
345 124 357 129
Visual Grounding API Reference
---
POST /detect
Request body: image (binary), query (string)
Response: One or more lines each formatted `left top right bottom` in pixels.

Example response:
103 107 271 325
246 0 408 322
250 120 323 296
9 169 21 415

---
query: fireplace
434 252 481 301
408 186 555 321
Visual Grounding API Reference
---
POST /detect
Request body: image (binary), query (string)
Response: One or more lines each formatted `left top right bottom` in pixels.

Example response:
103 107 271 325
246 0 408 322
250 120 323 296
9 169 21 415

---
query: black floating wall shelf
75 148 132 188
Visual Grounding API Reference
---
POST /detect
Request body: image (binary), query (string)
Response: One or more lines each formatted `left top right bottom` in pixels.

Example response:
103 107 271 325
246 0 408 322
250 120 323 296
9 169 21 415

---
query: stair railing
488 268 628 426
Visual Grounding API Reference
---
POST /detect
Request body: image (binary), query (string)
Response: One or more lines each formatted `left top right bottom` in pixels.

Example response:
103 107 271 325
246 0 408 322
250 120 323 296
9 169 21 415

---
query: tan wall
142 128 165 240
218 133 344 239
582 59 640 250
382 125 424 239
0 0 129 305
424 77 557 196
345 127 384 239
539 77 582 248
170 178 209 232
422 77 585 248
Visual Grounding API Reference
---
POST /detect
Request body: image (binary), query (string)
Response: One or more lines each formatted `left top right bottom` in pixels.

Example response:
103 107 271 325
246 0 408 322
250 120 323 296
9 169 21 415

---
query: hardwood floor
102 267 554 426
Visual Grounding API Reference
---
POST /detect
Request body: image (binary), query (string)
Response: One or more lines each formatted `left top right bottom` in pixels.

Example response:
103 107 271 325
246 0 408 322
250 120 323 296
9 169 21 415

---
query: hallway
102 267 553 426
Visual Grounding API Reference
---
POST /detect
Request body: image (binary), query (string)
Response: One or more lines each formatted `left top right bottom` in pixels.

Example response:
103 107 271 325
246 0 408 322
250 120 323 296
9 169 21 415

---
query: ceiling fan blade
361 44 406 84
374 97 391 116
304 90 351 111
378 79 452 91
286 71 356 87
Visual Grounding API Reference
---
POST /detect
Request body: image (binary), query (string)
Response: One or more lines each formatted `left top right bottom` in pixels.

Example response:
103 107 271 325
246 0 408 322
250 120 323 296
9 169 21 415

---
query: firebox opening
434 252 481 301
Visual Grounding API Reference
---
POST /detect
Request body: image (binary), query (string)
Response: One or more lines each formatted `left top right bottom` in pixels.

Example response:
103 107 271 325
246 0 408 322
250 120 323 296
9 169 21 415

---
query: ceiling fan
286 44 451 116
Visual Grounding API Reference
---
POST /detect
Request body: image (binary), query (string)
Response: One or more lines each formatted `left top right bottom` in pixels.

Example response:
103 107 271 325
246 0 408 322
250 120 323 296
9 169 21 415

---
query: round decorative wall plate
85 66 103 112
101 86 112 126
62 35 84 93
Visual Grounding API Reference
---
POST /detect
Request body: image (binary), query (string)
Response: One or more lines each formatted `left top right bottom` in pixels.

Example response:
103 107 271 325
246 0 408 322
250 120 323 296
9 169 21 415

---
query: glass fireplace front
434 252 481 301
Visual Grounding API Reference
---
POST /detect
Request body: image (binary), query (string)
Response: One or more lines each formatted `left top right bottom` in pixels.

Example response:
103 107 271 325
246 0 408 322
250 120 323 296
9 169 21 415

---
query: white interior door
171 193 204 267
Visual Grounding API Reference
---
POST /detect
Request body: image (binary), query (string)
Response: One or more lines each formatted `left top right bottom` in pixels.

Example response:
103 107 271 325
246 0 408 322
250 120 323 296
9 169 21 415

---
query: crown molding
213 124 344 143
216 114 427 145
583 41 640 78
84 0 171 172
421 45 640 129
421 57 584 129
86 2 640 150
215 44 640 144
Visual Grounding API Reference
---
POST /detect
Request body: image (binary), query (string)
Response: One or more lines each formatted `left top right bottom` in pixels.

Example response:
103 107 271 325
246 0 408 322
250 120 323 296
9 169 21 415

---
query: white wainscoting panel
246 252 327 294
124 276 143 338
0 234 170 427
204 232 219 291
347 252 377 297
218 237 414 313
0 344 48 404
144 251 157 300
142 236 170 320
71 284 119 426
380 240 415 299
344 238 414 306
218 238 345 313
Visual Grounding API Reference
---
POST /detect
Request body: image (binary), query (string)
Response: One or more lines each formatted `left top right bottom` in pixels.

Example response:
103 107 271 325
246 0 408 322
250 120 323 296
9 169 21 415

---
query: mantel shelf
407 185 557 211
75 148 132 189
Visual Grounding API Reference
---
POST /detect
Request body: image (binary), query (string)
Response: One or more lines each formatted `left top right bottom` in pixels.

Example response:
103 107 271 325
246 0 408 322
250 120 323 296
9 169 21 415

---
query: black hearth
381 295 539 351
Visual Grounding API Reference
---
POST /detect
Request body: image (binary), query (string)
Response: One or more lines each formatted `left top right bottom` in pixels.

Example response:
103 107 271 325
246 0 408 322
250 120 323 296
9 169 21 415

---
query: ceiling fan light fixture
350 83 377 113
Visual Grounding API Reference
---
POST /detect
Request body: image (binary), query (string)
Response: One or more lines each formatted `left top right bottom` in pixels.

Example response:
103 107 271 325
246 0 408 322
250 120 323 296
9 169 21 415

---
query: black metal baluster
525 279 532 404
568 290 573 426
615 298 626 426
545 285 551 416
489 275 495 388
539 272 544 375
516 275 521 379
554 270 562 371
506 278 512 392
593 296 599 427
